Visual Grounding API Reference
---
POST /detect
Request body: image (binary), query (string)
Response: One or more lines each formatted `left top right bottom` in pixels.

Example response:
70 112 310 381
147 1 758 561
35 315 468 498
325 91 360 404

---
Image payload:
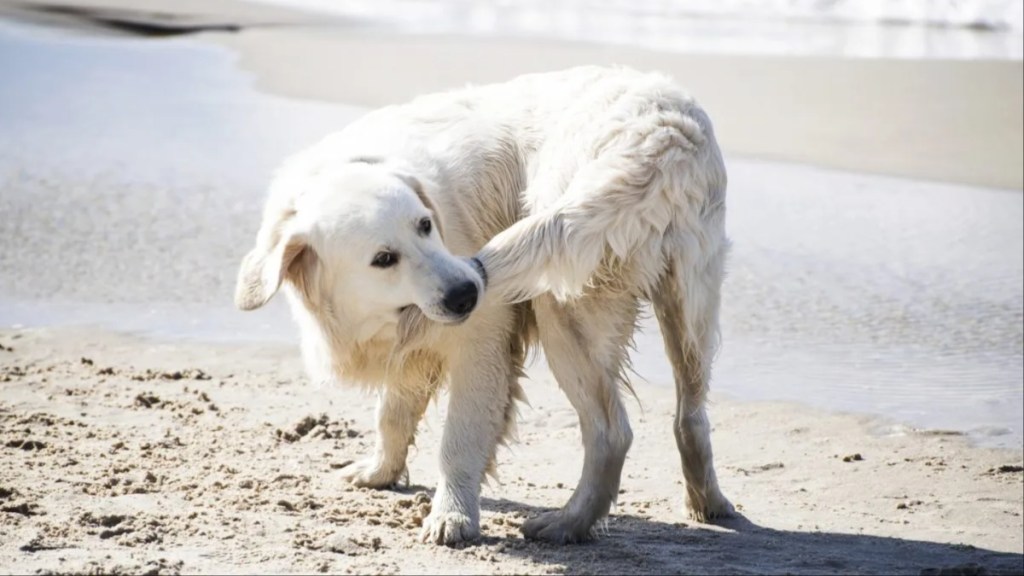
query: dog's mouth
428 309 472 326
397 304 470 326
439 312 471 326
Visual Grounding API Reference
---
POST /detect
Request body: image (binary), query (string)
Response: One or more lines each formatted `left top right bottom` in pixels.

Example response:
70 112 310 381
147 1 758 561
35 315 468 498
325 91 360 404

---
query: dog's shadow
396 487 1022 575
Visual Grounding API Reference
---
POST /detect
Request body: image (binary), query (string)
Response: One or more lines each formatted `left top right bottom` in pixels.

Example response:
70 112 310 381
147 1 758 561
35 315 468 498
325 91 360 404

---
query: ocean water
250 0 1024 59
0 20 1020 448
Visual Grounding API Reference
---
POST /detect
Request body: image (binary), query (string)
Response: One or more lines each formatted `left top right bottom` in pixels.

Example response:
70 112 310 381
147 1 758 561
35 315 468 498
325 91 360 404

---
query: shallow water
252 0 1024 60
639 161 1024 448
0 20 1021 447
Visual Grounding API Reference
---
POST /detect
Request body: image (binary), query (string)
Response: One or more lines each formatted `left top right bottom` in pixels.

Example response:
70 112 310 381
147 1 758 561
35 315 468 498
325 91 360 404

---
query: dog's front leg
341 386 431 488
421 334 514 546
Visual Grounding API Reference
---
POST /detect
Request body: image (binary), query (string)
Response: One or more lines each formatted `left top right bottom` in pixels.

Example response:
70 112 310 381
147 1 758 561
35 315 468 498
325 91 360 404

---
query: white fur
235 65 733 546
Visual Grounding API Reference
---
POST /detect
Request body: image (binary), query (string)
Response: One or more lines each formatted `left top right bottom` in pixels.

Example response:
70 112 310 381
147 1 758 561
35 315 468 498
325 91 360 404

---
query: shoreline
1 289 1020 451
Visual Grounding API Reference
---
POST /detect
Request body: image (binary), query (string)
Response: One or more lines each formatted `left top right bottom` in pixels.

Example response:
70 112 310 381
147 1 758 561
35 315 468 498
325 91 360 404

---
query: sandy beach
1 1 1022 574
2 327 1022 575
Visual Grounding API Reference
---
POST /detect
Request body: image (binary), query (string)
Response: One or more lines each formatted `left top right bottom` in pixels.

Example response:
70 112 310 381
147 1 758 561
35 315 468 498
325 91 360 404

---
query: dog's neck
288 286 441 388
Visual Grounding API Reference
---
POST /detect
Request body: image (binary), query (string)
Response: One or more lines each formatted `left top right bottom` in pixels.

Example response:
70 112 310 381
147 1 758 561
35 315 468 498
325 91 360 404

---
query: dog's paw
521 510 595 544
339 458 405 489
419 510 479 546
686 489 735 523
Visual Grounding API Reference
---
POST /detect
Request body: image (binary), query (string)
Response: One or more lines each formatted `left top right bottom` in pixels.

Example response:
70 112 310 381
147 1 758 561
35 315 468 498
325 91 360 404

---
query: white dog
235 66 732 545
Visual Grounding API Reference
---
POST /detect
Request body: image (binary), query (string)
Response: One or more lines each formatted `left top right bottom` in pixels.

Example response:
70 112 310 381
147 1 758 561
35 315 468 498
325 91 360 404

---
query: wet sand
215 28 1024 190
0 1 1022 574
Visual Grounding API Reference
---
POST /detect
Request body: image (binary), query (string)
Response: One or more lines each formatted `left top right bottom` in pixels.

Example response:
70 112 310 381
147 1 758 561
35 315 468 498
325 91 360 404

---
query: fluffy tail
476 107 725 305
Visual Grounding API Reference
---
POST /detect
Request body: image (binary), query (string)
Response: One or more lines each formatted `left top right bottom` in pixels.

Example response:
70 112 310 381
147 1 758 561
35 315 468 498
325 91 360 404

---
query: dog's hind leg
521 293 638 543
340 385 433 488
650 256 733 522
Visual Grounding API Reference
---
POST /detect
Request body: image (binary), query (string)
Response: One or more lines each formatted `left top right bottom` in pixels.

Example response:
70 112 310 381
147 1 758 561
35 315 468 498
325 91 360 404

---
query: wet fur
235 65 732 546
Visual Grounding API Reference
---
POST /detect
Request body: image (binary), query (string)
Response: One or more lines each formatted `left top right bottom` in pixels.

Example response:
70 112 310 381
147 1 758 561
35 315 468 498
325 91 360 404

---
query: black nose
442 281 478 316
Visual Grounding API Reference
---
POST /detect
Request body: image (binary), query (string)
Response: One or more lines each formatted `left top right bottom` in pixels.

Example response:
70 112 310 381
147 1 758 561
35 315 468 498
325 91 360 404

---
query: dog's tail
475 105 727 308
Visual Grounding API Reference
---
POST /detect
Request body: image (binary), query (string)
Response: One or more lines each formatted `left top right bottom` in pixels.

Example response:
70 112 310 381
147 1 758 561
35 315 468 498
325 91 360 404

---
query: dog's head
234 159 485 339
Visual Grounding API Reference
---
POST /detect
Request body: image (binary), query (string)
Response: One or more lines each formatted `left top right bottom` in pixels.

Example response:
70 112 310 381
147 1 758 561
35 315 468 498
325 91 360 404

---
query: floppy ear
234 227 308 311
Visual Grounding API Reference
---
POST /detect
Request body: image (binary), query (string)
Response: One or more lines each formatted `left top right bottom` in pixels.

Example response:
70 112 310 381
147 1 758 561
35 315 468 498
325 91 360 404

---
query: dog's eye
371 251 398 268
417 217 432 236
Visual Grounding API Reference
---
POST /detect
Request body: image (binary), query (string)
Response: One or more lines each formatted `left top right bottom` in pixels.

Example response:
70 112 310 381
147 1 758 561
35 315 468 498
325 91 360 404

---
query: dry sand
1 328 1022 575
0 1 1022 575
